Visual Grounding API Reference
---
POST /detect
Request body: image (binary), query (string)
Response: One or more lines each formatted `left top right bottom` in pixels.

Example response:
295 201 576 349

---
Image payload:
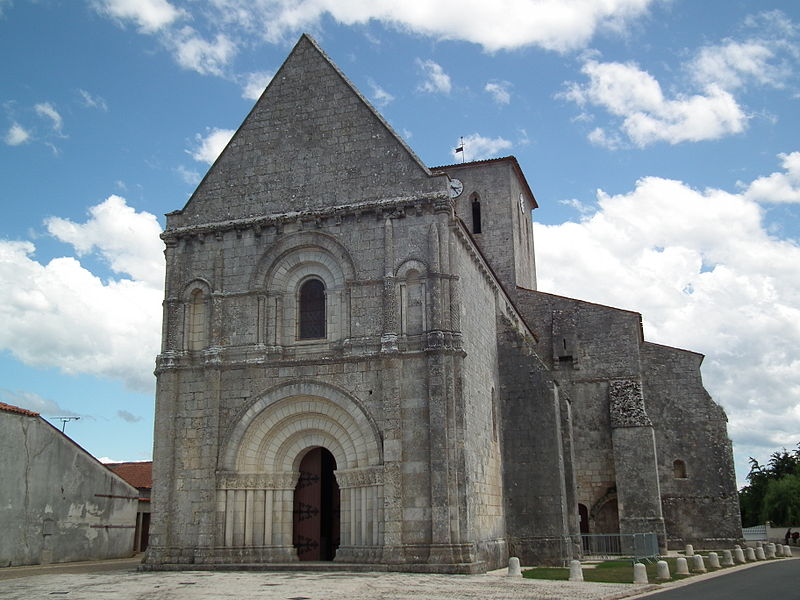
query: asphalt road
639 558 800 600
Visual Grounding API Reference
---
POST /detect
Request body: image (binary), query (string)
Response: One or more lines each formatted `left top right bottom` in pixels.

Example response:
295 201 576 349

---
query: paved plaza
2 556 797 600
0 563 648 600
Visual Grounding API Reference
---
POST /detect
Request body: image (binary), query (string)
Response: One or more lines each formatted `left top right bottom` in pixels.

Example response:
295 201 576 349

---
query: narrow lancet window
471 194 482 234
299 278 326 339
187 288 208 350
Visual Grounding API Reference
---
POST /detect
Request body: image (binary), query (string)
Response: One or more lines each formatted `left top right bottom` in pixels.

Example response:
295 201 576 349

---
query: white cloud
5 123 30 146
485 81 511 105
563 60 748 147
533 153 800 484
450 132 512 162
205 0 654 53
368 79 394 108
689 41 784 91
78 89 109 111
559 198 593 214
0 197 163 392
744 151 800 204
241 70 274 100
190 127 235 165
416 59 452 95
34 102 63 133
176 164 201 185
91 0 184 33
169 27 237 76
0 389 78 416
45 195 164 288
117 409 142 423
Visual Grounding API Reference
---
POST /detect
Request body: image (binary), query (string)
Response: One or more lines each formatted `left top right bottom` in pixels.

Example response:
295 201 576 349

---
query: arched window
673 459 687 479
187 288 208 351
298 278 326 339
471 193 482 234
401 269 425 335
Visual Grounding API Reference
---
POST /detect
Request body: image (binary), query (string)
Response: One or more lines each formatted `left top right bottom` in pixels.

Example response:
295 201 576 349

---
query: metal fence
742 524 768 541
580 533 660 563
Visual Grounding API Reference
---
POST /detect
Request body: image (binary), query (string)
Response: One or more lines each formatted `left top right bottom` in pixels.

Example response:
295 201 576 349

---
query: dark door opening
578 503 589 534
293 447 340 561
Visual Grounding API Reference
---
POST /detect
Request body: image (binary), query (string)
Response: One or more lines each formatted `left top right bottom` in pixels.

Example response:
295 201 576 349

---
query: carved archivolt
219 381 383 472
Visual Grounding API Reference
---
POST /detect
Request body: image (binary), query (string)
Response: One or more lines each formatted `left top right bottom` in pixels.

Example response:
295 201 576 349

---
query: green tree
762 475 800 526
739 444 800 527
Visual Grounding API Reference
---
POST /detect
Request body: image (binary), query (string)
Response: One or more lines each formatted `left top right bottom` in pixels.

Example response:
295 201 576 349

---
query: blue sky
1 0 799 486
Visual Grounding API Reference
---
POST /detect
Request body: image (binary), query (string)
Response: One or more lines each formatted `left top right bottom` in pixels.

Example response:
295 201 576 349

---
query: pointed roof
170 34 444 228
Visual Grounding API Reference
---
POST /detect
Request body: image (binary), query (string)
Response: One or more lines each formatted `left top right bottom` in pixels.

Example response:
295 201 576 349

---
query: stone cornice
162 192 448 241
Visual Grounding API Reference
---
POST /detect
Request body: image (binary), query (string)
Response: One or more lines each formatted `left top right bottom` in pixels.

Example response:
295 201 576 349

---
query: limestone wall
169 35 443 228
497 317 571 565
453 229 506 568
640 342 742 548
438 159 537 295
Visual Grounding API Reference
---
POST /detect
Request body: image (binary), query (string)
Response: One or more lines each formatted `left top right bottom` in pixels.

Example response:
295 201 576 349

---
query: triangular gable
171 34 443 228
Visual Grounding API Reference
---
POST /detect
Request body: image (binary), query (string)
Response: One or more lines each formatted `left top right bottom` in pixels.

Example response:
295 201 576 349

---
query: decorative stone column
334 466 384 563
216 472 299 562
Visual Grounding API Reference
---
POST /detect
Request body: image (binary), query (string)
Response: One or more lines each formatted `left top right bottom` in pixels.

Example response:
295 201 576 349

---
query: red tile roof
106 461 153 489
0 401 40 417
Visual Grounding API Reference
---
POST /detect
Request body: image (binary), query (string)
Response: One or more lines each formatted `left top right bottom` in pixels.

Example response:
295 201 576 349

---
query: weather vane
454 136 465 163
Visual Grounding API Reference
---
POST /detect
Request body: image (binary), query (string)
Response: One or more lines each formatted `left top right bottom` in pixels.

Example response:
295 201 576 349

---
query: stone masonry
145 35 742 573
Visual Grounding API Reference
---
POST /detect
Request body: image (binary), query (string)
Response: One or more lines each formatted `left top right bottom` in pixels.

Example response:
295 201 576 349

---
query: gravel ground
0 568 652 600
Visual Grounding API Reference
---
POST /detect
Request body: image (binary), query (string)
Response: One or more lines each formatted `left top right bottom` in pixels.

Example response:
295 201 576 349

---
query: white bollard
692 554 707 573
735 547 746 563
745 547 757 561
707 552 720 569
784 545 793 557
776 544 784 557
722 549 734 566
755 547 766 560
655 560 670 581
685 544 694 557
633 562 648 584
675 556 690 575
766 543 776 558
507 556 522 577
569 559 583 582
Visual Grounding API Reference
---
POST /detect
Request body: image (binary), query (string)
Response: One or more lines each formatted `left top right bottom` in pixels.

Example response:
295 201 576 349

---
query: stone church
146 35 741 572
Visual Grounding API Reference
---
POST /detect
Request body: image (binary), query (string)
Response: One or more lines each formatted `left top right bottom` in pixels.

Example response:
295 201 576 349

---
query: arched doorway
578 503 590 534
293 447 340 560
593 498 620 534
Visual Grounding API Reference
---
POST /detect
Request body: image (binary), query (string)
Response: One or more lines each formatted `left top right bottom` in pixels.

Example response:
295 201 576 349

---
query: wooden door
293 447 340 560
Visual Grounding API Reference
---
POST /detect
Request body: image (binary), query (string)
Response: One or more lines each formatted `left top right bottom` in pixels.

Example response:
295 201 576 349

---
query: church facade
145 35 741 573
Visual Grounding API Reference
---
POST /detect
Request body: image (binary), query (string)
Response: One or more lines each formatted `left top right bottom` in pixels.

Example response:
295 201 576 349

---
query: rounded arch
181 277 212 299
249 231 356 291
181 278 212 351
396 258 428 280
221 381 383 473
